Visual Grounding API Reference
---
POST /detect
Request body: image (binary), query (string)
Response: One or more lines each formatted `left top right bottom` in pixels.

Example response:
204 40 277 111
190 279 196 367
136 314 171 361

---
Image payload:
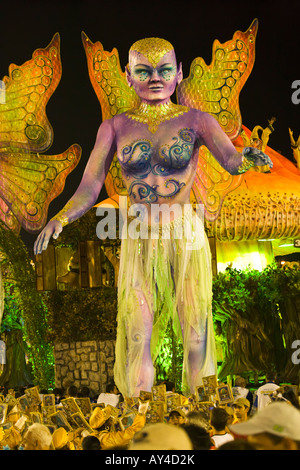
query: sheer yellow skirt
114 209 217 397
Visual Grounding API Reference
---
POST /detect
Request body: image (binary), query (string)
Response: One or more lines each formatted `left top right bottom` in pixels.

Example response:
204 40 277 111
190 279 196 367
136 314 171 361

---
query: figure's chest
116 126 199 178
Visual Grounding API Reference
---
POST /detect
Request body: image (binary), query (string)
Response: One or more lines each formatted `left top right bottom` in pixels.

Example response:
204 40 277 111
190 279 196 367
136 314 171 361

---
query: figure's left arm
197 112 273 175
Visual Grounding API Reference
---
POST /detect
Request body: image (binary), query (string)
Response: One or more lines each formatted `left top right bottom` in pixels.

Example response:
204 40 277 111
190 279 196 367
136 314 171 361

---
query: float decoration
0 33 81 233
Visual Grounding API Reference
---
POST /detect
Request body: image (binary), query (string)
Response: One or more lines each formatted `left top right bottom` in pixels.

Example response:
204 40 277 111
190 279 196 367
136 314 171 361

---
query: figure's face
127 49 182 104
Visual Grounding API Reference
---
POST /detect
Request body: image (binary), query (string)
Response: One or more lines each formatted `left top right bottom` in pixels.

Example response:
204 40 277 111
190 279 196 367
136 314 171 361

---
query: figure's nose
150 69 160 81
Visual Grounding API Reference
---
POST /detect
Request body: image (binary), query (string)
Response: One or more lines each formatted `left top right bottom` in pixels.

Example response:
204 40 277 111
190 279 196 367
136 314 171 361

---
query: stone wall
54 339 116 396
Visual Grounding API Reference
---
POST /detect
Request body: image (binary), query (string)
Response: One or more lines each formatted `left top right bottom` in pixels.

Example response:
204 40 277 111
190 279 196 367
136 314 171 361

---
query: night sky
1 0 299 249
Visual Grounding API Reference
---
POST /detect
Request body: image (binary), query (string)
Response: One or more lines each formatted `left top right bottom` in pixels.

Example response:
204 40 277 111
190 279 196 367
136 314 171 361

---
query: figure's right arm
34 119 117 255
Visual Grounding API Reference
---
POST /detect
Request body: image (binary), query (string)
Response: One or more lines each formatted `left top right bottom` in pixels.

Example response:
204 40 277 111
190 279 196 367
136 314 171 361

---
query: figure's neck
127 99 188 133
139 98 173 109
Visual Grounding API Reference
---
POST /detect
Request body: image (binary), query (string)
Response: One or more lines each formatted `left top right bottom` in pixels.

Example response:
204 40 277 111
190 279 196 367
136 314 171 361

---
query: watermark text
291 80 300 105
95 197 205 250
0 80 6 104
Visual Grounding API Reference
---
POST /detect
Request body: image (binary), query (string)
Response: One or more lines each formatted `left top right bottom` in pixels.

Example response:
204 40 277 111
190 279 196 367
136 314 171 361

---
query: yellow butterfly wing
177 19 258 221
190 146 244 222
0 145 81 234
82 32 140 198
0 33 62 153
0 198 20 232
0 33 82 233
177 19 258 139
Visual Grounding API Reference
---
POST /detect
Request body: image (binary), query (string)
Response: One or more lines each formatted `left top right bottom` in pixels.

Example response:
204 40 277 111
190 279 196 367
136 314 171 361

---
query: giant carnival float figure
34 20 274 398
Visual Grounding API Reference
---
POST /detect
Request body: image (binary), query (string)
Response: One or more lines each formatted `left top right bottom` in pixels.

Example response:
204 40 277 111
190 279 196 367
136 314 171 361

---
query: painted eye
135 69 149 80
160 68 174 79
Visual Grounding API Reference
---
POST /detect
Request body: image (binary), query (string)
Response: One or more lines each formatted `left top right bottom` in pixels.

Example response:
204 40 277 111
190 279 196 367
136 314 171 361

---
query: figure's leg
177 292 208 396
115 233 158 398
173 217 216 396
129 287 155 397
115 282 155 398
184 323 208 394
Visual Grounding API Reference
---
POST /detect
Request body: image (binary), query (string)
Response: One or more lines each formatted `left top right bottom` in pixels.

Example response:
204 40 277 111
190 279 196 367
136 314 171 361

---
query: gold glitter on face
129 38 174 68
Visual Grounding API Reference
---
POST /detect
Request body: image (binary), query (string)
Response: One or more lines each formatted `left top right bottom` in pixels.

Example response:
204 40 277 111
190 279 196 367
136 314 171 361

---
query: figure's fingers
34 231 44 255
41 230 51 252
52 223 63 239
34 227 51 254
34 221 63 254
33 236 39 255
35 230 47 255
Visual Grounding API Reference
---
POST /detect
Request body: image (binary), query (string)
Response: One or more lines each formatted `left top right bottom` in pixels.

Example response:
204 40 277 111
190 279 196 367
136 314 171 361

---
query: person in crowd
51 427 76 450
168 409 187 426
53 387 65 405
218 439 257 450
66 384 78 398
0 426 22 450
252 372 280 412
181 423 214 450
232 398 250 423
129 422 193 450
230 401 300 450
232 376 253 412
185 410 211 431
272 385 300 410
209 407 234 448
81 435 101 450
224 405 238 426
78 386 91 398
164 381 176 393
21 423 53 450
88 401 147 449
97 382 121 407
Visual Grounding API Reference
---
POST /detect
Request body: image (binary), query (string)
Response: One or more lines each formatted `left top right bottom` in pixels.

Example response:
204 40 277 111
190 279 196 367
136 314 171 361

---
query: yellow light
217 250 268 272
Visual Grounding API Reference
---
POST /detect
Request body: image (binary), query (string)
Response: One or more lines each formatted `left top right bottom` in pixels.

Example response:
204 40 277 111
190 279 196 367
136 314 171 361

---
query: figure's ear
126 64 132 87
177 62 183 85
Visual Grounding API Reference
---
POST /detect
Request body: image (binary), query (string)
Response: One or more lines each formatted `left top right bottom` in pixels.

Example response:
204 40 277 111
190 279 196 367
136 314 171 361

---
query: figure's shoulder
109 111 129 128
187 108 216 122
184 108 220 135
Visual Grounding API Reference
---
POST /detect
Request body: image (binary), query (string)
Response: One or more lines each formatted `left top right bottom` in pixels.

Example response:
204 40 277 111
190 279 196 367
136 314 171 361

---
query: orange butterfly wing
178 20 258 220
0 33 81 233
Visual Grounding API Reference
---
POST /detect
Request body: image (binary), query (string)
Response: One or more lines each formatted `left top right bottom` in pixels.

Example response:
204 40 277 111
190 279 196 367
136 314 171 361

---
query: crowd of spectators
0 373 300 451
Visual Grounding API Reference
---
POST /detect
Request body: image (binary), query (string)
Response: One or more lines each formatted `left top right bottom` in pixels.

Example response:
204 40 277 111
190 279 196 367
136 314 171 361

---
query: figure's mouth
149 86 163 90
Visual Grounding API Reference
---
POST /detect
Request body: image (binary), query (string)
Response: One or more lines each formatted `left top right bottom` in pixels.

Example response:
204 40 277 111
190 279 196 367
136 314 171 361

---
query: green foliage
1 281 24 332
41 287 117 342
0 222 55 389
212 263 300 381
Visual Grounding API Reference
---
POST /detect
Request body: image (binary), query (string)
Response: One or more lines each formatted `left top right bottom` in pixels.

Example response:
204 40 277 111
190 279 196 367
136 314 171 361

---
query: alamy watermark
291 80 300 105
95 196 205 249
0 340 6 365
291 340 300 365
0 80 6 104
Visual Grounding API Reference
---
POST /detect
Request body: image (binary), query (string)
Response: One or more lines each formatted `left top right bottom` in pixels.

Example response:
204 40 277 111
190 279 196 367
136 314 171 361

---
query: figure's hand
34 219 63 255
242 147 273 169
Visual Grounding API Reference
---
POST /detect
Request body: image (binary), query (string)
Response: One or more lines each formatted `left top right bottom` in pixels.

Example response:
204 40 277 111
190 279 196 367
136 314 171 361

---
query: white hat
129 423 193 450
229 402 300 440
